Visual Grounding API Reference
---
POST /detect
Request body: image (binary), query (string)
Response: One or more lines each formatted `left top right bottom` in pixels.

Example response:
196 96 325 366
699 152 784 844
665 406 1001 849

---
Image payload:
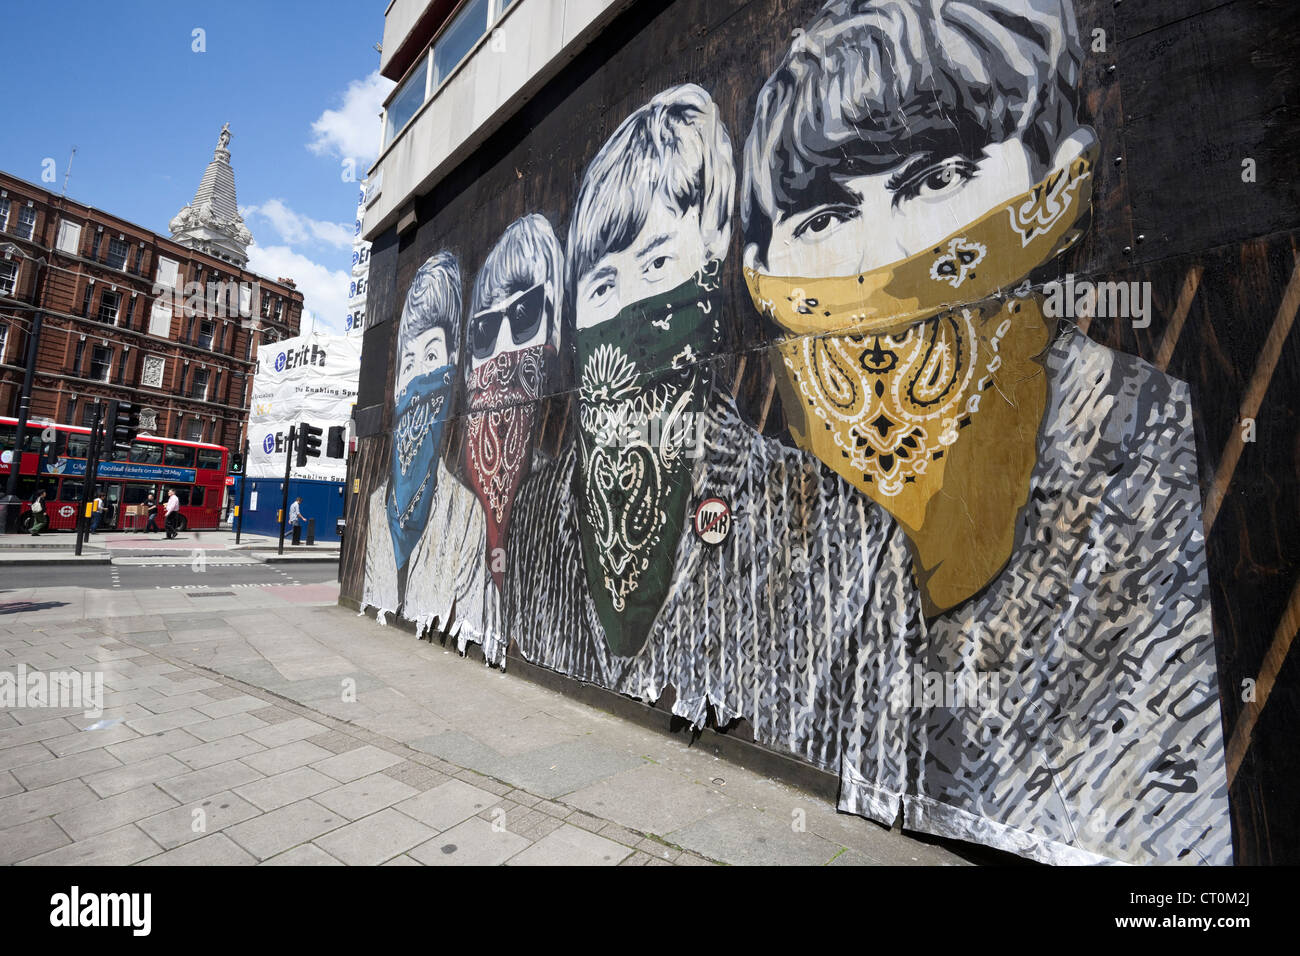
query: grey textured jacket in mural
505 386 921 794
873 327 1232 866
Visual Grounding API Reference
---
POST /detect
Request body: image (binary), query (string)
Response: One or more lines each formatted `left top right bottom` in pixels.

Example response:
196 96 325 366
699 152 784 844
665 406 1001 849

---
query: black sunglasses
469 283 551 360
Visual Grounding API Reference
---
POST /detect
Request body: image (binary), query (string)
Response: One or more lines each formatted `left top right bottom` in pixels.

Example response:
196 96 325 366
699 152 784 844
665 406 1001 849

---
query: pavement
0 577 976 866
0 529 340 565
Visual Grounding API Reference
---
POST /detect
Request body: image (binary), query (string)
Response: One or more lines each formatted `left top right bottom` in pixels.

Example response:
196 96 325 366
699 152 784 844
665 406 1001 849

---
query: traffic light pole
234 439 249 544
73 404 104 557
277 426 296 556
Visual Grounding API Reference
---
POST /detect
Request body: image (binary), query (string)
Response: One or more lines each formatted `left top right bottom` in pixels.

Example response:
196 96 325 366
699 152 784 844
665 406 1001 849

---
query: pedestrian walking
164 487 181 539
90 489 104 535
29 490 48 536
288 496 307 545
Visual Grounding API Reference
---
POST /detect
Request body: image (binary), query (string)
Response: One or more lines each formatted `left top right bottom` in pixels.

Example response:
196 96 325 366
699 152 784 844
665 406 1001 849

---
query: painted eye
589 279 613 301
891 157 978 206
792 206 857 240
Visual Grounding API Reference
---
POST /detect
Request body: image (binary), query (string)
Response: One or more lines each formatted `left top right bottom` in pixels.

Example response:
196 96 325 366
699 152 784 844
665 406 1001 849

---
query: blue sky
1 1 394 333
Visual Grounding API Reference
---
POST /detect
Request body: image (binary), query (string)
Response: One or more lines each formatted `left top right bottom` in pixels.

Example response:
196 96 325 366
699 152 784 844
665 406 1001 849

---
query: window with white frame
97 290 121 323
140 354 166 389
107 238 129 270
148 299 173 337
0 198 9 231
56 220 82 254
156 256 179 289
15 205 36 241
197 320 214 350
190 367 210 401
0 261 16 297
184 419 203 441
88 345 113 382
0 323 7 362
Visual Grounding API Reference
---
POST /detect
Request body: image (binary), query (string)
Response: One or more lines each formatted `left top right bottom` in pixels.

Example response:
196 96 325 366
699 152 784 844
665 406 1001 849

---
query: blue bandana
387 364 455 570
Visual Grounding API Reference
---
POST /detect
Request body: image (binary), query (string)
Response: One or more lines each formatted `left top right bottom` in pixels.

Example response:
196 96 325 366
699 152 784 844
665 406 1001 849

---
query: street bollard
306 518 315 546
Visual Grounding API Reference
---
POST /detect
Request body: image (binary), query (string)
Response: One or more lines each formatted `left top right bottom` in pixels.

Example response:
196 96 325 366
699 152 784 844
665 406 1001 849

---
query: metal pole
74 404 103 557
338 441 354 583
277 426 295 556
234 439 249 544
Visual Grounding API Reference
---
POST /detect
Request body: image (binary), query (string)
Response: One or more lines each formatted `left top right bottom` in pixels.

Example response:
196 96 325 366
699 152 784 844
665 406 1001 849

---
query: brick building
0 125 302 458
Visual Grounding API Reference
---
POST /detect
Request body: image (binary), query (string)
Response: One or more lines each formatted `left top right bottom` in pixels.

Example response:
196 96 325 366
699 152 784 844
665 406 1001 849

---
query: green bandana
574 261 722 656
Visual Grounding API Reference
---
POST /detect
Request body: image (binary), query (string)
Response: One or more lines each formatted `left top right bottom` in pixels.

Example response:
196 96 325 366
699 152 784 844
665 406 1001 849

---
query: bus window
122 483 156 505
22 428 43 453
108 442 131 461
0 424 13 451
131 441 163 465
165 444 196 468
189 486 205 507
65 433 90 458
197 448 224 471
17 476 57 499
60 479 84 501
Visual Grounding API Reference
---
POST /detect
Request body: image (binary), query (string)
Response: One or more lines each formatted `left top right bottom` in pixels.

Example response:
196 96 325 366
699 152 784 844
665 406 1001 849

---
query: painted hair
397 251 462 366
471 214 564 346
565 83 735 306
742 0 1086 262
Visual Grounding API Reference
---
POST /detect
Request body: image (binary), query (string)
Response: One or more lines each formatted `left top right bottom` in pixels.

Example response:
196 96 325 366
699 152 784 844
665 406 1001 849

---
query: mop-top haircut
565 83 735 306
471 214 563 345
397 251 462 369
741 0 1086 263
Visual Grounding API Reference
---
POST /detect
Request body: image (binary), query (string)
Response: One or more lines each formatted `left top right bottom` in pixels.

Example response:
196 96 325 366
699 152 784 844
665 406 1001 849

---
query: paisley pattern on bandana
464 344 554 590
575 261 721 657
387 365 455 571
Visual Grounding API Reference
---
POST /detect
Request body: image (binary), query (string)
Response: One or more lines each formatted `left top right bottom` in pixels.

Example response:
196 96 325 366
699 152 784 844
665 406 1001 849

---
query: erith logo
273 343 328 373
50 886 151 936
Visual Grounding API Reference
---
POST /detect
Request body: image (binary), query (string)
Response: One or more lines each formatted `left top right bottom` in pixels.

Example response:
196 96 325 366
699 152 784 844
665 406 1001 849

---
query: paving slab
507 823 634 866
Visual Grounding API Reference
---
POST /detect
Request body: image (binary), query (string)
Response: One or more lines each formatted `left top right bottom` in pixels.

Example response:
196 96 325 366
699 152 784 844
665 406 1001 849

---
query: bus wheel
18 513 34 533
176 515 189 533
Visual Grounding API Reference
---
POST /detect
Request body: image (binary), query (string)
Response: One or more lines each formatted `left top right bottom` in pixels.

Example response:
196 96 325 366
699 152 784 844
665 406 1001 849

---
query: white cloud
246 244 352 335
243 199 351 250
308 71 393 170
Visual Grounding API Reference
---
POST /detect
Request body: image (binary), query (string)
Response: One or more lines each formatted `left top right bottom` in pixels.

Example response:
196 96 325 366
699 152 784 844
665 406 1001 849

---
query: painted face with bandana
745 109 1098 613
463 219 563 589
574 197 722 657
387 278 458 573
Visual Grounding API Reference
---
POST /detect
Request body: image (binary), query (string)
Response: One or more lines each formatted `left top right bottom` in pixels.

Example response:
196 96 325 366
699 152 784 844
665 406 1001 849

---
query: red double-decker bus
1 416 229 533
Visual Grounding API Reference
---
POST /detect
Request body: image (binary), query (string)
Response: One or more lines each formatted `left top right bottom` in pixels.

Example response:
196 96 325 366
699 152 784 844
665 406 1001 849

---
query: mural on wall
358 0 1234 866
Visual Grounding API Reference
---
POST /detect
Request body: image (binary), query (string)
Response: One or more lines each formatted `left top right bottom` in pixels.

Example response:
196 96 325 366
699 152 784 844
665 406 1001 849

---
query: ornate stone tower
169 123 254 267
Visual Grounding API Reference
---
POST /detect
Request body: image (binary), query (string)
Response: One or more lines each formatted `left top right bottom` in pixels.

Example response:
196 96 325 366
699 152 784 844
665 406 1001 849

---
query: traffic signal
326 426 345 459
105 400 137 455
295 422 322 467
230 450 244 475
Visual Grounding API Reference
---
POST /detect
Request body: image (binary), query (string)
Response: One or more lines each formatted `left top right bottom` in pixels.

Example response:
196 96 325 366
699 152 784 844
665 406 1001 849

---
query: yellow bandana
744 150 1095 614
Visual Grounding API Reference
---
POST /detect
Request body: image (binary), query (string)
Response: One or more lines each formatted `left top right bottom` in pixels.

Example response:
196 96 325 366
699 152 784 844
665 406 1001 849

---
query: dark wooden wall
342 0 1300 863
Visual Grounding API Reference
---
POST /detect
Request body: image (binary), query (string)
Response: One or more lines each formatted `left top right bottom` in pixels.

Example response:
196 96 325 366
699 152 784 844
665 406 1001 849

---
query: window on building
385 55 429 147
107 238 129 270
274 298 283 320
124 295 136 329
0 198 9 231
97 290 120 323
80 284 93 316
261 292 272 318
88 345 113 382
140 355 166 389
197 320 214 350
80 404 99 427
433 0 489 87
0 261 16 298
72 339 86 375
56 220 82 254
0 323 7 361
85 232 100 260
135 247 149 275
14 205 35 241
156 256 179 289
148 300 172 337
184 420 204 442
116 349 129 383
190 367 209 401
